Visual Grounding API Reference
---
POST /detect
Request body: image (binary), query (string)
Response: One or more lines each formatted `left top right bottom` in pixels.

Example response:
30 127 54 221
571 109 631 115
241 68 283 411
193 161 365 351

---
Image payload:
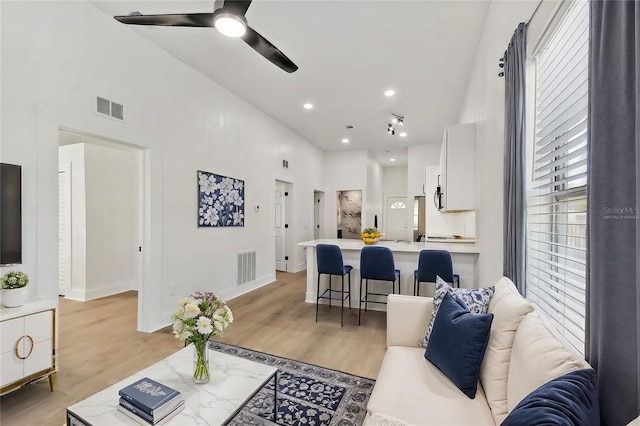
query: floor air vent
237 251 256 285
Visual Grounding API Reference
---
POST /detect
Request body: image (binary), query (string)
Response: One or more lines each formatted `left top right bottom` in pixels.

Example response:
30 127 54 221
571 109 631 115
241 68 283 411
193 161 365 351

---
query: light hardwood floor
0 271 387 426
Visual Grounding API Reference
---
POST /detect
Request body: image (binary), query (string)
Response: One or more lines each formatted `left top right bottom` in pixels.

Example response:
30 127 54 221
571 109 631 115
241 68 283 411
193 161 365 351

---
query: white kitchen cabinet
0 299 57 395
438 123 476 212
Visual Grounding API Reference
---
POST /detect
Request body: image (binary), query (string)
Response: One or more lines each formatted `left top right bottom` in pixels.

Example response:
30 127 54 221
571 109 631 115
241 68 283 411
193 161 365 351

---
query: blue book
118 377 181 417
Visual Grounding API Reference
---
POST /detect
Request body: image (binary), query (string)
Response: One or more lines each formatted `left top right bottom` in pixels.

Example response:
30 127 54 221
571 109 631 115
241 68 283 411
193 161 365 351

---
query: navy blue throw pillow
502 369 600 426
425 292 494 399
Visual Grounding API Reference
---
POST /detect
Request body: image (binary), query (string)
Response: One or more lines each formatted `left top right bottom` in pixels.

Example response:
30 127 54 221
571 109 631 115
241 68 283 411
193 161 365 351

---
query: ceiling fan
114 0 298 73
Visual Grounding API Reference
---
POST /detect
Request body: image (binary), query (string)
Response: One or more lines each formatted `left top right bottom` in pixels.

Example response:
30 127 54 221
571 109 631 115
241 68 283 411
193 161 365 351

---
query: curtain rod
525 0 545 27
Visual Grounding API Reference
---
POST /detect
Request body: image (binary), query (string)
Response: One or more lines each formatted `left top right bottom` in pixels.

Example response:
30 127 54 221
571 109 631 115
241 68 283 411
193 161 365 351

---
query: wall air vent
111 102 124 120
96 97 110 115
237 250 256 285
95 96 125 121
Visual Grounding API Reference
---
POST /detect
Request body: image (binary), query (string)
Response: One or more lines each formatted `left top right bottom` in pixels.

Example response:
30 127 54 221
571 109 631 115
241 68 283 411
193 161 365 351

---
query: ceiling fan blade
242 27 298 73
114 13 214 27
221 0 253 17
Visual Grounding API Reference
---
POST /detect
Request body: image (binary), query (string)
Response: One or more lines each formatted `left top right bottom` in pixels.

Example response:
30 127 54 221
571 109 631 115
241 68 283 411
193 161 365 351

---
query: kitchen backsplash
426 209 476 239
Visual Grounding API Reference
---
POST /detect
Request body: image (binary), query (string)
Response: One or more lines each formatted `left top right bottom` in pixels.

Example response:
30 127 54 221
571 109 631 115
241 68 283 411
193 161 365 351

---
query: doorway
384 195 410 241
275 180 292 271
58 129 144 300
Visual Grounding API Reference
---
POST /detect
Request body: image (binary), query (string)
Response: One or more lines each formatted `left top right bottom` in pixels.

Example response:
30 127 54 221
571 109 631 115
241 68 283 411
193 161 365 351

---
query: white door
58 163 72 296
384 196 409 241
275 183 288 271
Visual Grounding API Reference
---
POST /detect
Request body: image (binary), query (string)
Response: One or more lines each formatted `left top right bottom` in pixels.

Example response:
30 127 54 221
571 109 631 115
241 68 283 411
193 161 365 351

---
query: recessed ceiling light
303 103 313 109
384 89 395 97
342 138 349 143
390 158 396 162
399 132 407 137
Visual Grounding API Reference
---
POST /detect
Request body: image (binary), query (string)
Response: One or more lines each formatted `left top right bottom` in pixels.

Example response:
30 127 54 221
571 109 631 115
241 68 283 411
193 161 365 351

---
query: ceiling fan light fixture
214 12 247 38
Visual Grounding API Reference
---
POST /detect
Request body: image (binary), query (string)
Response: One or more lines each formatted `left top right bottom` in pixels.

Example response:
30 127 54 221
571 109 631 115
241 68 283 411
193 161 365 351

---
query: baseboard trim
63 281 136 301
151 274 276 333
292 263 306 273
219 274 276 301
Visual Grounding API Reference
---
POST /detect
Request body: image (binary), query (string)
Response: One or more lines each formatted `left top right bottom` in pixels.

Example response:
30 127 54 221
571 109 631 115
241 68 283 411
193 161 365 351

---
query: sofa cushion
507 310 589 411
425 292 494 398
387 294 433 348
422 275 494 344
367 346 494 425
502 369 599 426
479 277 534 424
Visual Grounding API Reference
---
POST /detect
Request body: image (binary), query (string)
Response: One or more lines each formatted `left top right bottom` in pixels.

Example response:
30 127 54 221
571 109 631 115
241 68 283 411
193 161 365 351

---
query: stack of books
117 377 185 425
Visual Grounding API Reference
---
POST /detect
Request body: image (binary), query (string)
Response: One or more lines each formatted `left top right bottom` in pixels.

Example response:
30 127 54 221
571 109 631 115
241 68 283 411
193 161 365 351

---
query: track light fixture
387 113 404 135
391 113 405 126
387 123 395 135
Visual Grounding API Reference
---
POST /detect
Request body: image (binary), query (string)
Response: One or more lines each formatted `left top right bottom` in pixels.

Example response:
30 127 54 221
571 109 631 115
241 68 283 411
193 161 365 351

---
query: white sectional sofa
365 277 593 426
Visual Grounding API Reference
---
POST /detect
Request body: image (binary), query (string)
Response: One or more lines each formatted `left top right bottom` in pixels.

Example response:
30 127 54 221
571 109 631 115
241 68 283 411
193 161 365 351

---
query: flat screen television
1 163 22 265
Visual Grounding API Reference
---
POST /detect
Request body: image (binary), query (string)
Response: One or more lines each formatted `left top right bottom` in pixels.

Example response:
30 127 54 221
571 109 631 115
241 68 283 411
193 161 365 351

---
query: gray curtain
588 1 640 425
503 23 527 294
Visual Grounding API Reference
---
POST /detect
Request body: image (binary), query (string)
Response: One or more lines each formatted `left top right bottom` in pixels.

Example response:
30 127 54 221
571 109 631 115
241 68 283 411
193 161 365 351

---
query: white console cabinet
0 299 57 395
438 123 476 212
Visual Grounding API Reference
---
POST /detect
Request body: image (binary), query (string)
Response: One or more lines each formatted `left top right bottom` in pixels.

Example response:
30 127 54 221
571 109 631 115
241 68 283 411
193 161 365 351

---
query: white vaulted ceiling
90 0 492 165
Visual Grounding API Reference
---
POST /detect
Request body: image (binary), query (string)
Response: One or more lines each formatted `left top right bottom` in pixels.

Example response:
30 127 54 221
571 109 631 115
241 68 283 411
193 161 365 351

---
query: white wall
457 0 540 286
1 0 324 331
365 152 383 230
324 150 368 237
407 143 440 198
85 143 139 299
382 166 407 194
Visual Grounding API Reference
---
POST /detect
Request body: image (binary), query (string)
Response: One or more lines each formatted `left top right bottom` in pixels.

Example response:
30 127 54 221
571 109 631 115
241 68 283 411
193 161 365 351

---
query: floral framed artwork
198 170 245 227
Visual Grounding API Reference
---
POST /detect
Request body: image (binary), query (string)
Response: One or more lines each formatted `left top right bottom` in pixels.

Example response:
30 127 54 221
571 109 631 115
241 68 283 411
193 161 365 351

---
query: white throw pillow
479 277 533 424
507 310 588 412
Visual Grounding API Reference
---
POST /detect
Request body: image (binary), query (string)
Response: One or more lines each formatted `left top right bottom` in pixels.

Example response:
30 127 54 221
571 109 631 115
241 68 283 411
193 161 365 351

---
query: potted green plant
1 271 29 308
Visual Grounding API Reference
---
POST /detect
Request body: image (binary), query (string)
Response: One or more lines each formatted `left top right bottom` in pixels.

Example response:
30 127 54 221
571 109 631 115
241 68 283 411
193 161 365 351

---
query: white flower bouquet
172 291 233 382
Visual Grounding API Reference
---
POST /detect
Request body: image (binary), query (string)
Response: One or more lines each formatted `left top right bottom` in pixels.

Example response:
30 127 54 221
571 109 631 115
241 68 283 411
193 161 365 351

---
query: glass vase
193 341 210 384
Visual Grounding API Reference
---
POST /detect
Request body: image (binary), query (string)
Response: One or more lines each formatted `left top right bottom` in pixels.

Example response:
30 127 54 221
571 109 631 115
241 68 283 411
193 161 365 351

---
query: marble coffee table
66 344 277 425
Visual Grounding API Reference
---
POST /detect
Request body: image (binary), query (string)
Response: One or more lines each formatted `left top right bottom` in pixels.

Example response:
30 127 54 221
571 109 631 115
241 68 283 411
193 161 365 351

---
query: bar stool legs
358 276 400 325
316 271 352 327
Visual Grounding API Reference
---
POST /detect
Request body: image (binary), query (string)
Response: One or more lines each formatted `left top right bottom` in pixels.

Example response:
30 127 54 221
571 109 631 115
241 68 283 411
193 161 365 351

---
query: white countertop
0 298 57 321
299 238 479 254
426 237 477 243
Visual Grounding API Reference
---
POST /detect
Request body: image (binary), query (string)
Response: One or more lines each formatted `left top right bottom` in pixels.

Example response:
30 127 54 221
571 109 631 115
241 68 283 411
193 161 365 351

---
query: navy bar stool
413 249 460 296
316 244 353 327
359 246 400 325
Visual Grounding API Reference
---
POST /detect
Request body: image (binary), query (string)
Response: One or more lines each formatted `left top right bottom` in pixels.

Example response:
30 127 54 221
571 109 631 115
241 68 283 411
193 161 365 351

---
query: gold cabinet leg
48 373 56 392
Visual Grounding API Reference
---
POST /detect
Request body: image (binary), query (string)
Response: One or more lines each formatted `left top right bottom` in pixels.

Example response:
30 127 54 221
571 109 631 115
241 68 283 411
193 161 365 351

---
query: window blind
526 0 588 354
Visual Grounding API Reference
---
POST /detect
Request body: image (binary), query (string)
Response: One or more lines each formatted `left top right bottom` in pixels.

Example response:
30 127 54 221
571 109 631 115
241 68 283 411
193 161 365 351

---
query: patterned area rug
209 342 375 426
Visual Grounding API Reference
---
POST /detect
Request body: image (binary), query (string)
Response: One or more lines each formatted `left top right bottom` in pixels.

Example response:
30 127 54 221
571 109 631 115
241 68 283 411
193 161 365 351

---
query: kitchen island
298 239 479 312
